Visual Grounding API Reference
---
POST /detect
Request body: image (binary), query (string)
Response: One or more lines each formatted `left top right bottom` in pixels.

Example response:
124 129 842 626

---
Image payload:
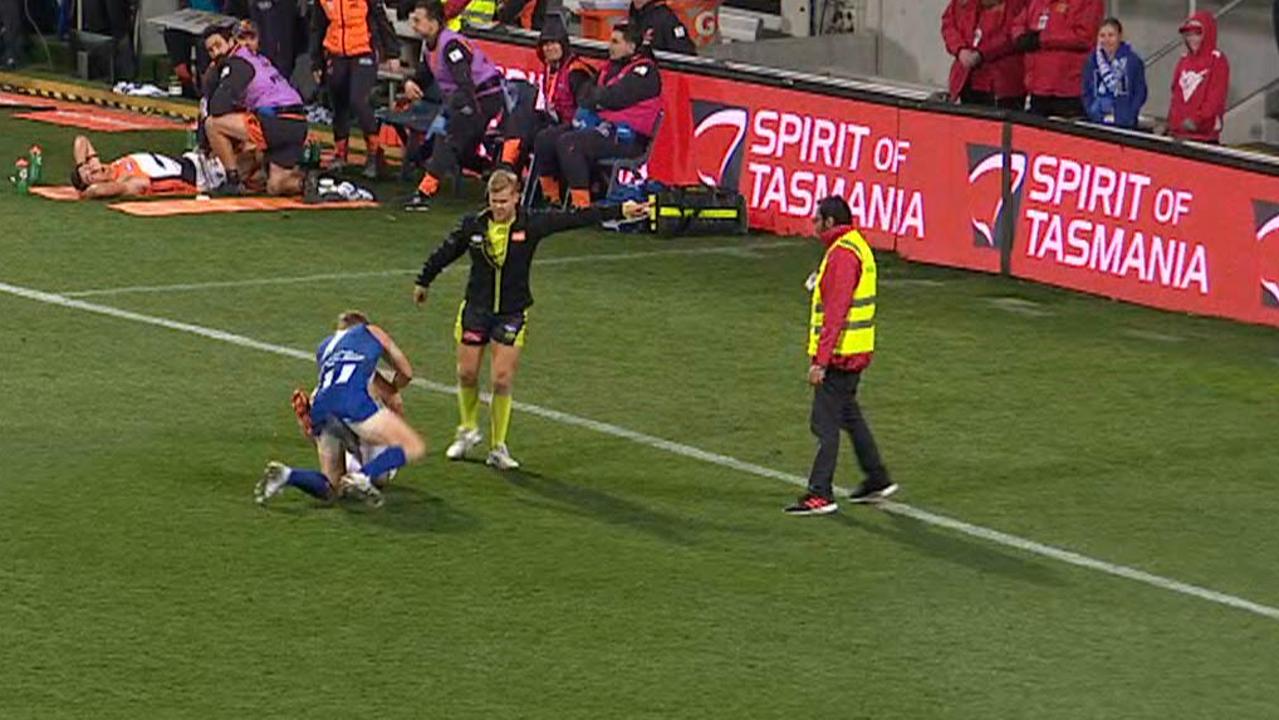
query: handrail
1227 74 1279 113
1145 0 1249 68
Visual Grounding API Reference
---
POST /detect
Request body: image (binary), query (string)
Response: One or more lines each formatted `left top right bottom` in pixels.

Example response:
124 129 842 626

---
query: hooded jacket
1082 41 1147 128
536 19 598 124
1012 0 1104 98
1167 11 1230 143
943 0 1027 101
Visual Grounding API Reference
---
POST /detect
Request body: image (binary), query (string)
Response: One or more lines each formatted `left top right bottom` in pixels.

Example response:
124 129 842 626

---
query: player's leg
348 54 381 179
446 301 487 459
263 114 308 195
485 314 526 470
533 124 569 205
350 408 427 480
327 56 353 169
256 429 344 504
205 113 251 177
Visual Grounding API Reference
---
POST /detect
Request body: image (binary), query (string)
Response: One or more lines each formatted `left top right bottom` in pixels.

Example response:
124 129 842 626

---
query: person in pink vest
202 24 310 196
536 23 661 209
1167 11 1230 144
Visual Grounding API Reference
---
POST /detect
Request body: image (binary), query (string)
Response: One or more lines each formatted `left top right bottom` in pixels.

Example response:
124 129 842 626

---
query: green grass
2 110 1278 719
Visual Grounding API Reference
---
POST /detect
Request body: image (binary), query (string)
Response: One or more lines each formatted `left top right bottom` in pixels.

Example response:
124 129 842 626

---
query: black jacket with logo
415 204 625 314
629 0 697 55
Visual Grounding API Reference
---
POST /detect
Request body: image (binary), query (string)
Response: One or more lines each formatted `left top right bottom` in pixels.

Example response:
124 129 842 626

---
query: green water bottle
13 157 30 194
27 145 43 185
185 124 198 151
302 139 321 168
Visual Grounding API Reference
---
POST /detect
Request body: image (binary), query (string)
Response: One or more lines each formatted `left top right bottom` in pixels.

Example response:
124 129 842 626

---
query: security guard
412 170 647 470
785 196 897 516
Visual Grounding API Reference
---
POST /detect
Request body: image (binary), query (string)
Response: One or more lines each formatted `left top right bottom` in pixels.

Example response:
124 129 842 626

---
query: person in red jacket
1012 0 1103 118
942 0 1027 109
784 196 896 516
1168 11 1230 144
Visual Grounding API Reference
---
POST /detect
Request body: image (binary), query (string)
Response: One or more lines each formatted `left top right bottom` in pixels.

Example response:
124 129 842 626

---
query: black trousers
84 0 136 80
0 0 22 64
550 127 646 190
249 0 298 79
424 92 503 181
163 30 211 93
807 367 889 499
1028 94 1084 119
326 53 378 143
960 88 1025 111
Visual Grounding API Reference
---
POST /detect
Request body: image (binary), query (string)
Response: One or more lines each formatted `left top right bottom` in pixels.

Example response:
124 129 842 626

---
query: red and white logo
966 144 1027 249
1255 200 1279 308
691 100 749 188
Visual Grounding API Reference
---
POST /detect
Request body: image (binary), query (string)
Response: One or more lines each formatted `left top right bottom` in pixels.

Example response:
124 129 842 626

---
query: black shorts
454 301 528 347
251 112 307 169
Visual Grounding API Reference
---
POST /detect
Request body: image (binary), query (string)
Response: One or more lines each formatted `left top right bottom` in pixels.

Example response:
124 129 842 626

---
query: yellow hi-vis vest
808 230 876 358
447 0 497 30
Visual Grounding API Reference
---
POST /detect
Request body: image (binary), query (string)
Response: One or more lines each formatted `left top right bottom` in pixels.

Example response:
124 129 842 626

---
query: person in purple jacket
202 24 310 196
1082 17 1147 129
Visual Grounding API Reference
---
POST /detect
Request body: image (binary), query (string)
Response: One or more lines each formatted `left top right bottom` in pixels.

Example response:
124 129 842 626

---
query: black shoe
402 192 432 212
783 493 838 516
849 480 899 504
210 179 245 197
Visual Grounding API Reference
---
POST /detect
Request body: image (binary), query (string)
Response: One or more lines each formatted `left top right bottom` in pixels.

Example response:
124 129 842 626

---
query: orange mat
0 91 57 109
109 196 379 216
14 107 184 132
31 185 196 201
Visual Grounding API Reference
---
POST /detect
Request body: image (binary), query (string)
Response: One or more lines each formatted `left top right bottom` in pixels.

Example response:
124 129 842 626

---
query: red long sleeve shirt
813 225 872 373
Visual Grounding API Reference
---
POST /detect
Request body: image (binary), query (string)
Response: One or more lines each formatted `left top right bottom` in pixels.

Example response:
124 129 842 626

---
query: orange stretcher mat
30 185 196 201
108 196 379 216
0 91 58 109
13 107 184 132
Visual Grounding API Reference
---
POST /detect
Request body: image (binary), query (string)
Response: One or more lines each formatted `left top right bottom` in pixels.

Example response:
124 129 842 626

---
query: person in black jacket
628 0 696 55
494 0 547 29
412 170 647 470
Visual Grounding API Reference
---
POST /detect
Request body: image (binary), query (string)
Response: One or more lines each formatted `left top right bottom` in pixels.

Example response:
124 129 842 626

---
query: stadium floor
2 111 1278 718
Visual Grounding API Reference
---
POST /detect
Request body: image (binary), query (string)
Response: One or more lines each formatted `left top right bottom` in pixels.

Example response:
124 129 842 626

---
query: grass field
2 108 1279 719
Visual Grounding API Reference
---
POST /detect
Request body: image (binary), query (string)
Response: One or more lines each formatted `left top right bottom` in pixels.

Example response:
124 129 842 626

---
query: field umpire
785 196 898 516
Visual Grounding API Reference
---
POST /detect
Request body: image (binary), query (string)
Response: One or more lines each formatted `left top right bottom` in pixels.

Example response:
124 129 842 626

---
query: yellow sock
490 393 513 447
458 384 480 431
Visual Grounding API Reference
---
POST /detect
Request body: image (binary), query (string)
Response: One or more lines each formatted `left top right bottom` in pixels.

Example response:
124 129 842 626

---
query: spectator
628 0 696 55
1 0 23 69
495 0 549 30
1013 0 1103 118
311 0 400 177
537 22 661 209
1168 11 1229 144
942 0 1026 110
1082 17 1146 129
250 0 303 78
444 0 496 29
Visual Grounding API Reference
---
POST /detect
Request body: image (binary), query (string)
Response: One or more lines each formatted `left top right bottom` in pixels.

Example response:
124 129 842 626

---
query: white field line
61 241 801 298
2 279 1274 622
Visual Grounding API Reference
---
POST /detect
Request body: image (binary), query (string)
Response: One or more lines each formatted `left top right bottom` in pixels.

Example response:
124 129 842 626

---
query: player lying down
69 135 226 199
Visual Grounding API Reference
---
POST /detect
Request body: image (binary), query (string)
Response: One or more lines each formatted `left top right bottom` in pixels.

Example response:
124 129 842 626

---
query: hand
412 285 428 306
382 58 401 73
404 79 423 101
1182 118 1198 132
958 49 981 68
808 364 826 387
383 389 406 416
621 200 649 220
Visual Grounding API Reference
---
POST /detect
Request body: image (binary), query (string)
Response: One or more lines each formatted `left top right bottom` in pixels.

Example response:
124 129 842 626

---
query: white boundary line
3 278 1276 622
61 241 802 298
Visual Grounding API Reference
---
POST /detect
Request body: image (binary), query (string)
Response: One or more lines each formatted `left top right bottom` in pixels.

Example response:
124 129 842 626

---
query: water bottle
185 124 198 151
27 145 42 185
13 158 30 194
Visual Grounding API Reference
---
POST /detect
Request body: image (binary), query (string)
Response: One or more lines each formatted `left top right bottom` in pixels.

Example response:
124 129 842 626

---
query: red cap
1179 18 1204 34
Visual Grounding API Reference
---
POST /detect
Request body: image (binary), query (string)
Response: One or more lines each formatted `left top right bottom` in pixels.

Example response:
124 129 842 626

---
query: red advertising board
1010 126 1279 328
474 36 1279 327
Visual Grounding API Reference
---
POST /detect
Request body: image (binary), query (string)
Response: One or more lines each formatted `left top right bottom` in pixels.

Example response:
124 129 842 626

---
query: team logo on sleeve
692 100 749 188
1255 200 1279 308
966 144 1027 250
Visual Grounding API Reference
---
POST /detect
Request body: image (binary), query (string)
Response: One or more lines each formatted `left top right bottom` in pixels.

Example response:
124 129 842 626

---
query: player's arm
81 176 149 199
413 221 470 303
527 201 647 239
73 135 97 165
366 324 414 390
